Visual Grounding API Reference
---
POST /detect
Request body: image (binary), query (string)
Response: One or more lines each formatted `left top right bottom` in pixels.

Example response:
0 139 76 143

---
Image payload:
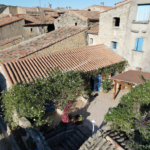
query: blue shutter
93 76 97 92
116 42 118 49
134 38 138 50
137 5 150 22
137 38 143 51
97 75 101 92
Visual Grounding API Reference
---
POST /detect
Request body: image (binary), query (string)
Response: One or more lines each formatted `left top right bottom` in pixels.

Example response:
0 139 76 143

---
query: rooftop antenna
39 0 41 7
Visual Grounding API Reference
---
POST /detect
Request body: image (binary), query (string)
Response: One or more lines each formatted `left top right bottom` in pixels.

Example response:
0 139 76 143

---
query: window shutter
137 38 143 51
134 38 139 50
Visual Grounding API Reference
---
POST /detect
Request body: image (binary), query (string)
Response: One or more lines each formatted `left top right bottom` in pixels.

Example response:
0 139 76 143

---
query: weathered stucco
0 19 24 40
98 2 131 56
122 0 150 72
24 30 87 58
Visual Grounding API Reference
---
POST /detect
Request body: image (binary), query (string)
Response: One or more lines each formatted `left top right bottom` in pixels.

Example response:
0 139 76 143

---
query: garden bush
1 69 86 127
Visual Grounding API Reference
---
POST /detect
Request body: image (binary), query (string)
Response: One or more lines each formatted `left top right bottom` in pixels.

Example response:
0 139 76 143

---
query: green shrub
1 69 85 127
101 79 113 91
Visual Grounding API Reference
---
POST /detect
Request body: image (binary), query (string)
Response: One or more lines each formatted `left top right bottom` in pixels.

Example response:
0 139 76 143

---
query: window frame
134 38 144 51
112 41 118 50
113 17 120 27
90 38 93 44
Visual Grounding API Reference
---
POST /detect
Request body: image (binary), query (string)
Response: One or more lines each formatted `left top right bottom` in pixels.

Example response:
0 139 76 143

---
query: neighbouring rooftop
1 44 125 86
18 7 54 12
70 10 100 20
0 26 87 63
0 15 23 27
87 25 99 34
111 70 150 85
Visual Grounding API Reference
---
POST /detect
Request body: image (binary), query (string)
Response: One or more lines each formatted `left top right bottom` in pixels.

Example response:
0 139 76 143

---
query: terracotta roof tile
0 35 22 47
87 25 99 34
19 7 54 12
71 10 100 20
0 26 87 63
0 16 23 27
45 12 59 17
1 44 125 86
111 70 150 85
0 14 9 18
115 0 130 5
84 5 113 11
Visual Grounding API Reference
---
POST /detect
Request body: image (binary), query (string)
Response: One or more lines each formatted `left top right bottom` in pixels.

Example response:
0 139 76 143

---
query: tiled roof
1 44 124 86
0 16 23 27
0 35 22 47
71 10 100 20
45 12 59 17
14 14 54 24
0 26 87 63
111 70 150 84
115 0 130 5
19 7 54 12
101 1 131 13
84 5 113 10
0 14 9 18
87 25 99 34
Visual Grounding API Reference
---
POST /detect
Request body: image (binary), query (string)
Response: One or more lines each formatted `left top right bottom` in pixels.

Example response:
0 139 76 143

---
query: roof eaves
70 11 88 20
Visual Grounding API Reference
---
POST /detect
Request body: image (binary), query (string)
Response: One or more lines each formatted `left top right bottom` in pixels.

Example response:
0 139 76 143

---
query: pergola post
113 80 117 100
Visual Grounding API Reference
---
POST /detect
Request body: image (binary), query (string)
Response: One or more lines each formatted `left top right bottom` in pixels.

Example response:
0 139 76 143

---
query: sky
1 0 120 10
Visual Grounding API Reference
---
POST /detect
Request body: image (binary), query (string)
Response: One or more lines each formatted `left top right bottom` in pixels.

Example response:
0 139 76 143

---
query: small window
58 20 59 22
88 9 91 11
75 23 77 26
134 38 143 51
31 28 33 32
90 38 93 44
113 17 120 27
112 41 118 50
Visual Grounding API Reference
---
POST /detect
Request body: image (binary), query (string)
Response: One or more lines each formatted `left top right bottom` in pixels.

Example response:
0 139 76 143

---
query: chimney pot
9 13 12 17
101 2 104 6
37 7 40 12
49 4 52 8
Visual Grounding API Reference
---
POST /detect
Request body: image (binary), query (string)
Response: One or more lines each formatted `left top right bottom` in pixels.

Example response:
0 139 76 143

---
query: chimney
101 2 104 6
49 4 52 8
68 7 71 10
9 13 12 17
37 6 40 12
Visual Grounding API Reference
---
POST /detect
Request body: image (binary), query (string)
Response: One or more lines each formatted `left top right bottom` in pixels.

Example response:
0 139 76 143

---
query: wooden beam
113 80 117 100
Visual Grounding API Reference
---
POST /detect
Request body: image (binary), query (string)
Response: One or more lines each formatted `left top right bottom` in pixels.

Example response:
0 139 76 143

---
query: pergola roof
111 70 150 85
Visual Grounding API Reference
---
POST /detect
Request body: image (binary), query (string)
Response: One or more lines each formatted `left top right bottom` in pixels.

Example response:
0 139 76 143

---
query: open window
113 17 120 27
136 4 150 22
31 28 33 32
75 23 77 26
90 38 93 44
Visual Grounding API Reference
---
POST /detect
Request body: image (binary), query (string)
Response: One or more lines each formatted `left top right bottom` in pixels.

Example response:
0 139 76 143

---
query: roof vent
101 2 104 6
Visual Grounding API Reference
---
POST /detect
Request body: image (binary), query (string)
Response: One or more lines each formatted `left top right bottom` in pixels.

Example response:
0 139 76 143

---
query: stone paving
73 89 129 133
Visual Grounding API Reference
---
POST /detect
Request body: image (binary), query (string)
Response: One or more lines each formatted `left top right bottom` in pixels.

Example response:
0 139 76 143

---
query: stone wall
88 34 99 46
0 19 25 40
98 2 131 56
54 11 88 29
88 21 99 28
122 0 150 72
24 30 87 58
0 34 38 51
83 6 108 12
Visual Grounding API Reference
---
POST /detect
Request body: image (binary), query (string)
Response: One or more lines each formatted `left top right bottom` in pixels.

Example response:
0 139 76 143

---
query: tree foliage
2 69 85 126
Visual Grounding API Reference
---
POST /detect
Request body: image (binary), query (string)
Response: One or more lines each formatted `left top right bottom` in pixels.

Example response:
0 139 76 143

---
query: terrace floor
72 89 129 133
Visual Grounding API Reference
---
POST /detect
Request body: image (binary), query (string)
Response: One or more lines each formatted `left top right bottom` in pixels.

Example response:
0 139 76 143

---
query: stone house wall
2 6 18 15
24 31 87 58
83 6 108 12
17 7 27 14
23 26 48 35
88 34 99 46
0 19 25 40
88 21 99 28
54 12 88 29
98 2 131 56
122 0 150 72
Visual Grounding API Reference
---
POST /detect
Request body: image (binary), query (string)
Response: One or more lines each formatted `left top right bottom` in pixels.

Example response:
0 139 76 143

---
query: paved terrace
72 89 129 133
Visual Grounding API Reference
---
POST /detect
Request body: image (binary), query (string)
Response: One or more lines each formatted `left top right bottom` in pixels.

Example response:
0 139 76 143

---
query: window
90 38 93 44
134 38 143 51
136 4 150 22
113 17 120 27
88 9 91 11
31 28 33 32
112 41 118 50
75 23 77 26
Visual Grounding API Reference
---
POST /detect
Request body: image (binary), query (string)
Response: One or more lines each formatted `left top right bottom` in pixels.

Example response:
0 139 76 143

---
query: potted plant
101 79 113 93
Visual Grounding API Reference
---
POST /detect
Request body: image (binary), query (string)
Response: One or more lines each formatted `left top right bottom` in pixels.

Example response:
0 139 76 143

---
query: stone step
52 145 66 150
61 141 72 150
75 129 87 141
77 126 92 138
65 137 78 150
